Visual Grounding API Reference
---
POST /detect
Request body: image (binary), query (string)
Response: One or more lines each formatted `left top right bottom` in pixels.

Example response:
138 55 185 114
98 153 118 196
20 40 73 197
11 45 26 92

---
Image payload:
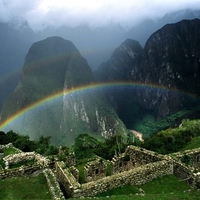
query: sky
1 0 200 31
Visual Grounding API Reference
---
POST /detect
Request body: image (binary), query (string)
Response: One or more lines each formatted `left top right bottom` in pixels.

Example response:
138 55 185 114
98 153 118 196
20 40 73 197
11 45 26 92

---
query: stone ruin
111 145 163 174
58 146 76 166
84 159 107 182
69 166 79 181
111 153 133 174
3 152 50 169
171 148 200 170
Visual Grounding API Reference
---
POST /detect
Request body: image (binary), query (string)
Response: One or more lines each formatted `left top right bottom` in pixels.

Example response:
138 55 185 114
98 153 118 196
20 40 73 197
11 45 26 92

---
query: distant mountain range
0 10 200 145
95 19 200 135
1 9 200 111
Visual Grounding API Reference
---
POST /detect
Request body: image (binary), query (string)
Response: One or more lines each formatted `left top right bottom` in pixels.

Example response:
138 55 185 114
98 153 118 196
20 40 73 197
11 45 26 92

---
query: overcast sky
1 0 200 31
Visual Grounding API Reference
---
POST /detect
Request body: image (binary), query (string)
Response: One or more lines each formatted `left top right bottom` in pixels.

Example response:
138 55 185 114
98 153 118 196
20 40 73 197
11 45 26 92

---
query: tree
0 131 6 145
73 133 100 159
5 130 18 143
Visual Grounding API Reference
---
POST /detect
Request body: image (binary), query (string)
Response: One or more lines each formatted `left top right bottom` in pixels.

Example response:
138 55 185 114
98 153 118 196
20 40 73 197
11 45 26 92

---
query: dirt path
130 130 144 142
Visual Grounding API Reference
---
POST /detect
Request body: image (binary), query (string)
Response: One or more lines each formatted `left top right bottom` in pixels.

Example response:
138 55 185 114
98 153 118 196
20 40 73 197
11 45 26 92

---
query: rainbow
0 81 199 131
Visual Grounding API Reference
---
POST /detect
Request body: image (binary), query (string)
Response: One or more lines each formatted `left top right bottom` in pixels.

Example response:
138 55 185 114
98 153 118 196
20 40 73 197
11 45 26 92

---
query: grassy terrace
0 173 52 200
68 175 200 200
3 148 18 156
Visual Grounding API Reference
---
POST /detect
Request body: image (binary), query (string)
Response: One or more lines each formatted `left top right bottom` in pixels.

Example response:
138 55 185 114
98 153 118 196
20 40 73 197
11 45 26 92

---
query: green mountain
0 37 128 146
95 19 200 136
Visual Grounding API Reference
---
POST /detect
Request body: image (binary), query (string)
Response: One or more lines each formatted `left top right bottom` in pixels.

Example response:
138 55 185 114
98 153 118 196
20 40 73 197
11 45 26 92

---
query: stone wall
0 164 42 179
84 159 107 182
111 153 134 174
43 168 65 200
55 162 80 198
126 146 164 166
171 148 200 169
56 159 173 198
69 166 79 181
3 152 50 169
0 143 22 153
3 152 35 169
173 160 197 188
111 146 165 174
0 153 4 159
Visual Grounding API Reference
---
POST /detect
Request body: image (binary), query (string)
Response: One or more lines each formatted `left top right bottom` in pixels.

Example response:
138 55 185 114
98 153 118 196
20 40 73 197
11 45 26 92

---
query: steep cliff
0 37 127 145
95 19 200 135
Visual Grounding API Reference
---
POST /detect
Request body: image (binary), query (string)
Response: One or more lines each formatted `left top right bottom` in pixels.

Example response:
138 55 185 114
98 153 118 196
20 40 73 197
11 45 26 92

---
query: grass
89 175 200 200
0 173 52 200
182 136 200 150
9 159 36 169
76 161 87 184
3 148 18 156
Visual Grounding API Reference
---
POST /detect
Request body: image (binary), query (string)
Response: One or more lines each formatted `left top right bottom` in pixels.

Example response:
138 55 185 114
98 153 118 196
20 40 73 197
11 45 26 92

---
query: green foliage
182 136 200 150
121 104 200 139
3 148 18 156
76 162 87 184
73 133 100 160
45 145 59 156
73 133 130 161
94 175 195 200
0 159 5 169
1 130 58 156
141 119 200 154
58 146 71 161
10 159 35 169
94 134 127 160
181 154 191 165
0 131 6 145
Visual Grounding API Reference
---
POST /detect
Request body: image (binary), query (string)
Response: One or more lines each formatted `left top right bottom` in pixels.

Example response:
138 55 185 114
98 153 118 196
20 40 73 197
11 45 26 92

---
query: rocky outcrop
0 37 128 146
95 19 200 128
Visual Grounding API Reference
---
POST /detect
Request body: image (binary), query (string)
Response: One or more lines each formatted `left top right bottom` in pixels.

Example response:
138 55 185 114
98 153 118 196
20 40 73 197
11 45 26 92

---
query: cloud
1 0 200 31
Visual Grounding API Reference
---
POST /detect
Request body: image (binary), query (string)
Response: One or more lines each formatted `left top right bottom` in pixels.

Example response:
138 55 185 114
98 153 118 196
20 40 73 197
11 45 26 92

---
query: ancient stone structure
2 143 200 199
111 153 133 174
0 143 22 153
3 152 50 169
0 164 42 179
0 153 4 159
111 146 163 174
84 159 107 182
69 166 79 181
55 145 200 198
66 152 76 167
56 159 173 198
171 148 200 170
56 161 80 198
43 168 65 200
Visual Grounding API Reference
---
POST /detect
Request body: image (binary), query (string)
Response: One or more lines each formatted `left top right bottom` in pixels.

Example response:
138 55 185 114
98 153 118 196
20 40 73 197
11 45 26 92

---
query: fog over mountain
0 1 200 111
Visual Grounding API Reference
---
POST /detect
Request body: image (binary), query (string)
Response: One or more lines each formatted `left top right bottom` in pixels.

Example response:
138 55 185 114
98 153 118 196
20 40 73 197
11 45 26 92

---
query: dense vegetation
1 118 200 160
73 133 133 161
72 119 200 161
141 119 200 154
120 104 200 138
1 118 200 199
0 130 58 155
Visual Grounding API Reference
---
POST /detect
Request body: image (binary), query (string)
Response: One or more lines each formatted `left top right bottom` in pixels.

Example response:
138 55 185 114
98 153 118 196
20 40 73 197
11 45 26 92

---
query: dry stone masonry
56 145 200 198
0 143 22 153
84 159 107 182
1 143 200 199
3 152 50 169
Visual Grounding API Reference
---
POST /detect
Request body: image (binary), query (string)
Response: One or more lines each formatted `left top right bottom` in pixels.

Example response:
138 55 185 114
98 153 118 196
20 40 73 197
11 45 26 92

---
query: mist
0 0 200 121
1 0 200 31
